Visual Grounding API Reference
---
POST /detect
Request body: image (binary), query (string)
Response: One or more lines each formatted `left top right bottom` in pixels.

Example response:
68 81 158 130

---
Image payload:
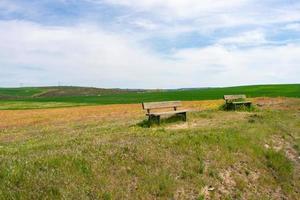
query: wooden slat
232 101 252 104
223 94 246 100
142 101 182 110
146 109 188 116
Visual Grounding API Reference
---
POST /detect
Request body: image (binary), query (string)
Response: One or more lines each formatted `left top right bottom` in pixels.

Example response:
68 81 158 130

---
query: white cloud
130 19 159 30
218 30 267 46
172 44 300 86
87 0 300 44
0 20 172 88
103 0 250 18
283 23 300 32
0 20 299 88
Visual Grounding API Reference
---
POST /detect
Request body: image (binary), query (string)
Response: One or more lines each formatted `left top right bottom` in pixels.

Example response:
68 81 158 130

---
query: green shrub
220 102 255 112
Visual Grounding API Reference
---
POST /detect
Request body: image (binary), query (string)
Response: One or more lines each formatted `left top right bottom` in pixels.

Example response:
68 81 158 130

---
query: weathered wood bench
142 101 188 124
223 94 252 110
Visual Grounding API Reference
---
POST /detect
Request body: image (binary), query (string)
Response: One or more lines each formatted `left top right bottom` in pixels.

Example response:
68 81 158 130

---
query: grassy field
0 84 299 110
0 86 135 99
0 97 299 199
0 87 46 98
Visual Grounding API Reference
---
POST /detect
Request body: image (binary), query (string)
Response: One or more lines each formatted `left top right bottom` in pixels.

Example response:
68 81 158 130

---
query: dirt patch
174 187 199 200
167 111 251 130
254 97 300 111
218 169 236 196
268 135 300 163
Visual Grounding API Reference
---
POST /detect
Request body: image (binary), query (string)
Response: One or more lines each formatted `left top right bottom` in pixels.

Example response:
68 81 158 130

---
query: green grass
0 87 46 97
0 101 89 110
265 150 293 182
0 102 299 199
0 84 299 110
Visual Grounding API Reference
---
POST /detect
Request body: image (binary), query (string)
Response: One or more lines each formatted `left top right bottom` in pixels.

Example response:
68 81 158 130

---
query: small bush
293 138 300 154
198 158 205 174
248 114 263 123
208 169 219 179
220 102 255 112
102 192 112 200
293 144 299 153
137 119 151 128
155 174 175 197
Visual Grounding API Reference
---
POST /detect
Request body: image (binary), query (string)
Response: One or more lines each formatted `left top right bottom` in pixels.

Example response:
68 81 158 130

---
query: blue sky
0 0 299 88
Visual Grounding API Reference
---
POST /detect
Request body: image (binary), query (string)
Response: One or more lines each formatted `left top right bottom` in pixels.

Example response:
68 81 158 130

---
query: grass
0 86 134 99
0 101 89 110
0 98 299 199
0 84 299 110
0 87 46 97
265 150 293 182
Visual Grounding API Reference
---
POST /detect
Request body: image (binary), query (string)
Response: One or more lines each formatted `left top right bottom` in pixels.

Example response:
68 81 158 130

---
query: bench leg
176 112 187 121
148 115 160 126
157 116 160 125
227 103 233 110
180 112 187 121
148 115 153 126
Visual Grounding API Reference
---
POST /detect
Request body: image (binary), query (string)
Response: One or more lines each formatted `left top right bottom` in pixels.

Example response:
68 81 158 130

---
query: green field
0 87 45 98
0 84 299 110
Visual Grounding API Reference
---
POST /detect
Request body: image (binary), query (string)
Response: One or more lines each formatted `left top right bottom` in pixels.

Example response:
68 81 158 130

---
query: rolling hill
0 86 142 99
0 84 299 110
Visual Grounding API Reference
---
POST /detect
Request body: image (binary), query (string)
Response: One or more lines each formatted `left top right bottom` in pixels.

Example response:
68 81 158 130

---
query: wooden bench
223 94 252 110
142 101 188 124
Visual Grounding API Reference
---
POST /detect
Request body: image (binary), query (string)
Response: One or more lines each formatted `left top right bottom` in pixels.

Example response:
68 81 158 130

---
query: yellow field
1 98 299 130
0 100 223 129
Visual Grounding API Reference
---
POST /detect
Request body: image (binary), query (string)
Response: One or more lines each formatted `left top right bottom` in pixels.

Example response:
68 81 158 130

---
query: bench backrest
224 94 247 102
142 101 182 113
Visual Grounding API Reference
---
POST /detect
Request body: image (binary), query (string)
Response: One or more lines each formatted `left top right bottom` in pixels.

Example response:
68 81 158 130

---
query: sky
0 0 299 89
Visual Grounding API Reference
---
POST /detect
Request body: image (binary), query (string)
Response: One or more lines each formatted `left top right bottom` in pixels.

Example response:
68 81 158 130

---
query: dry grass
0 98 299 199
0 100 223 129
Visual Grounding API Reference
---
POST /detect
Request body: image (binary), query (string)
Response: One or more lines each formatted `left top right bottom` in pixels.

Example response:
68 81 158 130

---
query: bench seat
231 101 252 104
146 109 189 116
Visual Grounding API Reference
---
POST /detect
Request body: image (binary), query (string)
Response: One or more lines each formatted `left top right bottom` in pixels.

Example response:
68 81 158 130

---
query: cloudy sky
0 0 299 88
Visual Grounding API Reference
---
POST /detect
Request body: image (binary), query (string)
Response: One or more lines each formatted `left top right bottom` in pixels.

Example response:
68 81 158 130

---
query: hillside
0 84 299 110
0 86 141 99
0 87 46 99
